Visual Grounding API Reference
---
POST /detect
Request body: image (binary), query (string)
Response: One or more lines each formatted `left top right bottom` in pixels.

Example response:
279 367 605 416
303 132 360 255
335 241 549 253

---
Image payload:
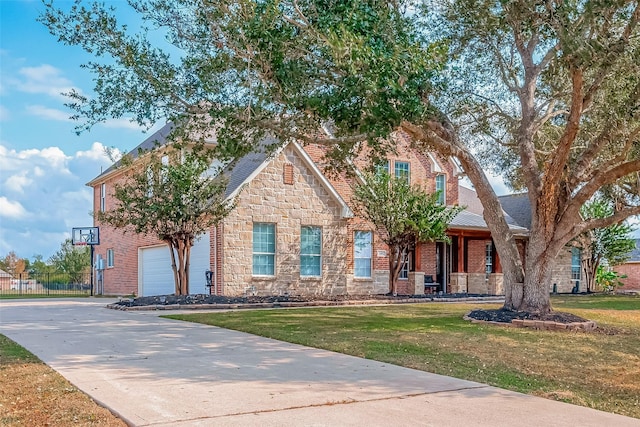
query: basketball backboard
72 227 100 245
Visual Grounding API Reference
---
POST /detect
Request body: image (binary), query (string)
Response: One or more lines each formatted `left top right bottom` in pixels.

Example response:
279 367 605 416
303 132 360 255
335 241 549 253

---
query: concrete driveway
0 298 637 426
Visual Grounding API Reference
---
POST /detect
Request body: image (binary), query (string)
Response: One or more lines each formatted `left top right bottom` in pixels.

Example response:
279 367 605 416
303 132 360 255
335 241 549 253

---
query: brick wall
613 263 640 291
92 173 166 296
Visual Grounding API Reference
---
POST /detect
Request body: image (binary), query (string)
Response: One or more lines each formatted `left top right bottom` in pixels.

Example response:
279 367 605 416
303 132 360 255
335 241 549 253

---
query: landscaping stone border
107 296 505 311
463 314 597 332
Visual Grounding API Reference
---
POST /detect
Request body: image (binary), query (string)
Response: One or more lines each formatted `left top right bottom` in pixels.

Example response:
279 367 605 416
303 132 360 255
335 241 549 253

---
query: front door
436 242 451 293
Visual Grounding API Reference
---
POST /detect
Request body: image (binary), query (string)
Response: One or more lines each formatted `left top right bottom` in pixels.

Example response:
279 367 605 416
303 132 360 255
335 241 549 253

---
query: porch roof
449 209 529 236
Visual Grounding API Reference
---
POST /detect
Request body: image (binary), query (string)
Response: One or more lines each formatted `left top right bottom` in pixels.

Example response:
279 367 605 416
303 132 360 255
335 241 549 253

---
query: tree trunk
167 240 180 295
519 231 555 314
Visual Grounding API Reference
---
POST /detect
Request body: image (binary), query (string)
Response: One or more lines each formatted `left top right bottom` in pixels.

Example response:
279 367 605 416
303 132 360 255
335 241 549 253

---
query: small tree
97 145 234 295
353 172 461 295
0 251 27 277
28 255 55 276
49 239 90 284
579 199 636 293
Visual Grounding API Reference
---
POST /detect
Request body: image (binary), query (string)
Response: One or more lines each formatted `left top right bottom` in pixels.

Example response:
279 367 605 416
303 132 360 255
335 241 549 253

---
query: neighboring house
498 193 583 293
0 269 11 290
88 125 526 297
612 239 640 293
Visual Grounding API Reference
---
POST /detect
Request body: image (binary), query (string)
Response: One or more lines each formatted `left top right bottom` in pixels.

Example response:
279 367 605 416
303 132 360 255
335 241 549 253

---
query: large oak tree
42 0 640 313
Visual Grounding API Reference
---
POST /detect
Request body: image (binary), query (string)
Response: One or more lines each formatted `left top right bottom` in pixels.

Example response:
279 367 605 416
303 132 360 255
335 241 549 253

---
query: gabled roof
224 140 353 218
87 122 175 186
456 185 528 234
0 269 11 278
88 128 353 219
498 193 532 229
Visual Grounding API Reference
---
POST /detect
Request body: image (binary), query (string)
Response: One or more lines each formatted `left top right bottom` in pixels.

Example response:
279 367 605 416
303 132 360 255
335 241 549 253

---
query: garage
139 233 211 296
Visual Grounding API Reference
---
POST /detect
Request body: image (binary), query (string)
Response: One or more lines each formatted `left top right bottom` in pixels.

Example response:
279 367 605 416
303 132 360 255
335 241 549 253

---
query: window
354 231 372 278
301 226 322 277
399 251 410 279
375 160 390 176
253 223 276 275
100 183 106 212
571 247 581 283
106 248 114 268
160 155 169 183
394 161 410 182
485 242 493 274
435 174 446 205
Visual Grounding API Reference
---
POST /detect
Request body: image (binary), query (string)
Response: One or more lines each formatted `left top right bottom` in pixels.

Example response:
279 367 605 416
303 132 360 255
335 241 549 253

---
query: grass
166 294 640 419
0 292 90 299
0 334 126 426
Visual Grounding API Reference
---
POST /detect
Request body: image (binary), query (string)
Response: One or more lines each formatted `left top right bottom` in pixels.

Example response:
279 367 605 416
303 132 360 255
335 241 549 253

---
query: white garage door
139 233 210 296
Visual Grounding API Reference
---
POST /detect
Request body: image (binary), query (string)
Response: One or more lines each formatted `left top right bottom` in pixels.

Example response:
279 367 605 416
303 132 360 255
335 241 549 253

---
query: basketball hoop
71 227 100 246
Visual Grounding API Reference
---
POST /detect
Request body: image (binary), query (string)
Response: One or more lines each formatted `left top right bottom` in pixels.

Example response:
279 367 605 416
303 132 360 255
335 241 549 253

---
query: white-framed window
354 231 372 278
394 161 410 182
106 248 114 268
571 247 581 283
399 250 410 279
160 155 169 183
435 174 446 205
100 183 106 212
375 160 390 176
485 242 493 274
301 226 322 277
253 223 276 276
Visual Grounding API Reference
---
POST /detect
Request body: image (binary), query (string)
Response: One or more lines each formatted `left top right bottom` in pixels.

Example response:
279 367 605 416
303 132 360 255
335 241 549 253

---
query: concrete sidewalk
0 298 637 426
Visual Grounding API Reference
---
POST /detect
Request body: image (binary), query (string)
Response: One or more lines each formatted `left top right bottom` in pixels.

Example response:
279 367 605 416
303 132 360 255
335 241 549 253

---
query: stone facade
221 145 350 296
550 248 579 293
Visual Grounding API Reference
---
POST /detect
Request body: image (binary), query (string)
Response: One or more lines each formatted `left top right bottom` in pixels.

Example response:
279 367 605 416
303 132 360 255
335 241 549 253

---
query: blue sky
0 0 164 260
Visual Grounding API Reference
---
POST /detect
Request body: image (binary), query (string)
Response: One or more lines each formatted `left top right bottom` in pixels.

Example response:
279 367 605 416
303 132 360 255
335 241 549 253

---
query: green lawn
166 294 640 419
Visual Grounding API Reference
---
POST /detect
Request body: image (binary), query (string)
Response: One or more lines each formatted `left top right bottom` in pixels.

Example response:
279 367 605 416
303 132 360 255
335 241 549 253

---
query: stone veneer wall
551 248 577 293
222 145 350 296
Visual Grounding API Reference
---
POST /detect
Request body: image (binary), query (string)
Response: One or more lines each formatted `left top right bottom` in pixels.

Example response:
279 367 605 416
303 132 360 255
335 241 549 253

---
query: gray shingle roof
450 209 529 234
498 193 532 229
89 122 175 184
222 136 280 198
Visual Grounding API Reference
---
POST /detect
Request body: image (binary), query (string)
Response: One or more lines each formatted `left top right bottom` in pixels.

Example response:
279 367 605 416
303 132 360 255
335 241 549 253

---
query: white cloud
17 64 84 101
26 105 73 122
0 197 28 219
76 142 118 162
0 142 113 258
4 173 33 193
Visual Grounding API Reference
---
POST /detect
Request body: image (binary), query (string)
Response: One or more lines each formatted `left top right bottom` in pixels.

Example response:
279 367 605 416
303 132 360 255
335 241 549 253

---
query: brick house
612 239 640 293
88 125 527 297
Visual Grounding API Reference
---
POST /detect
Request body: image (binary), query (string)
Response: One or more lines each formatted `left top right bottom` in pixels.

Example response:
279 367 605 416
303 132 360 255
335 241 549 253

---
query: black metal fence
0 272 92 297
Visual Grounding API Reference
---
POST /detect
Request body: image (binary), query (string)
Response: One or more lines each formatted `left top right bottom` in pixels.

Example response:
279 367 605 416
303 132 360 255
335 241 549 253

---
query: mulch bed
111 293 496 308
466 308 588 324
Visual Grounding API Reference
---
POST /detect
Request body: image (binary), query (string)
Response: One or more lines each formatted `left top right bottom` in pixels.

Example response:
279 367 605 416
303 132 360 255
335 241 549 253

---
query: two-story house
88 124 528 297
